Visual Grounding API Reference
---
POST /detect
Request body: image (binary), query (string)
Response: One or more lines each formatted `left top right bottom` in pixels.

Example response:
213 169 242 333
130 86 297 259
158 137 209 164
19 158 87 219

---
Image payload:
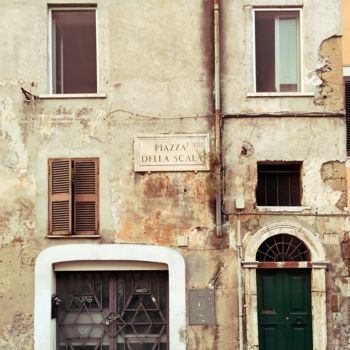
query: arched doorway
242 221 328 350
256 234 312 350
34 244 186 350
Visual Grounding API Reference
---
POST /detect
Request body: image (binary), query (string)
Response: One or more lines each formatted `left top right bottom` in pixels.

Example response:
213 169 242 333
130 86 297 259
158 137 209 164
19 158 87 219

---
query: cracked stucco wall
0 0 347 350
221 8 348 347
223 115 349 347
314 36 344 110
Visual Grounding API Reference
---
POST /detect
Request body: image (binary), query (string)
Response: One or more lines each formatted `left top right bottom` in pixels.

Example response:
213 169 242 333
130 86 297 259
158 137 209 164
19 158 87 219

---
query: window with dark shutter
256 162 302 206
49 159 72 235
345 79 350 155
73 159 98 234
48 158 99 236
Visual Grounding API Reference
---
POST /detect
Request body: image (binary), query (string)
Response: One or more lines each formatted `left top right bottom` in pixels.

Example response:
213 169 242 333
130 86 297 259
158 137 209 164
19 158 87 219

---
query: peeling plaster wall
221 1 349 347
222 72 349 350
0 0 348 350
223 129 350 348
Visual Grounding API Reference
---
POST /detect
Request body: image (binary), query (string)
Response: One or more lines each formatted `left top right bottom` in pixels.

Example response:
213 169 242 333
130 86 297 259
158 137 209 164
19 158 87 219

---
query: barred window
256 163 301 206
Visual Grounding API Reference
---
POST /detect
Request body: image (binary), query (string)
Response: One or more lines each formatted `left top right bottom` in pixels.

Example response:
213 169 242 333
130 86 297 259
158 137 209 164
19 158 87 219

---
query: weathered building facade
0 0 348 349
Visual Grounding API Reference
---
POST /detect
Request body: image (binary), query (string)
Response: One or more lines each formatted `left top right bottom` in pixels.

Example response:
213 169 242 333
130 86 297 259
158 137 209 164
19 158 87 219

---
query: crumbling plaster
0 0 347 349
0 1 227 349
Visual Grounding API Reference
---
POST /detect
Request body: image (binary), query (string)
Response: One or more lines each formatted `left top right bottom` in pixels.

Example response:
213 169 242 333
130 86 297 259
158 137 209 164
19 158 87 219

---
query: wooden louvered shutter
345 79 350 155
73 158 99 234
49 159 72 235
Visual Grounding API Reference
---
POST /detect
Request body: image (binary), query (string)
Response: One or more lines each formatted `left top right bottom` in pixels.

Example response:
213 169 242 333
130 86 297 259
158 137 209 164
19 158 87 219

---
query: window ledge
39 93 106 99
256 206 311 212
46 235 101 239
247 92 314 98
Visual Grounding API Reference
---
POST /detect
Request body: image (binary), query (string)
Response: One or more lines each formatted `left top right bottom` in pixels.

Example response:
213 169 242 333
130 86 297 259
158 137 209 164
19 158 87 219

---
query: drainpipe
214 0 222 238
236 212 244 350
213 2 244 348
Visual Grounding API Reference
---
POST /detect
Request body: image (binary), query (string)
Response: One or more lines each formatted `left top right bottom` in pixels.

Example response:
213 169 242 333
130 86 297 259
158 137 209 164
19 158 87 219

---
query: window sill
256 206 311 212
247 92 314 98
46 235 101 239
39 93 106 99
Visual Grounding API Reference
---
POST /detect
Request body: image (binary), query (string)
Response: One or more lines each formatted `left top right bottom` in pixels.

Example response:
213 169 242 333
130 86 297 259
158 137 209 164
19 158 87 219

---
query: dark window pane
277 174 290 206
255 12 275 92
255 11 299 92
265 174 278 206
52 10 97 93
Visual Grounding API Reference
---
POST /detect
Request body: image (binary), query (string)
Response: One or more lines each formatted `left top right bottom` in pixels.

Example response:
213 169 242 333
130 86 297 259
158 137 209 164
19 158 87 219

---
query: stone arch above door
243 221 326 265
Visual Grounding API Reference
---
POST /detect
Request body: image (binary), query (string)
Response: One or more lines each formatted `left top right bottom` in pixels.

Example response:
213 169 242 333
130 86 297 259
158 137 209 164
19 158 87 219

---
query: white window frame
34 244 186 350
48 7 100 96
252 8 305 95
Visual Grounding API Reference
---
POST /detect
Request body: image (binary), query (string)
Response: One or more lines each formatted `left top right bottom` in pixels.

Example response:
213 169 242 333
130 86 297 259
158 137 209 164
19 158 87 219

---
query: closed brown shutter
48 159 72 235
73 158 99 234
345 79 350 155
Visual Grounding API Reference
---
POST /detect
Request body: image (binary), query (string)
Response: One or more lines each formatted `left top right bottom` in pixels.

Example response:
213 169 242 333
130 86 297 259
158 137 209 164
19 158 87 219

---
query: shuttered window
49 158 99 235
345 79 350 155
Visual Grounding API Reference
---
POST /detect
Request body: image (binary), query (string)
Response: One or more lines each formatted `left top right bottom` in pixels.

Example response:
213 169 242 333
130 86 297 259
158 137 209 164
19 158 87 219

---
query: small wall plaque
189 288 216 325
134 134 210 172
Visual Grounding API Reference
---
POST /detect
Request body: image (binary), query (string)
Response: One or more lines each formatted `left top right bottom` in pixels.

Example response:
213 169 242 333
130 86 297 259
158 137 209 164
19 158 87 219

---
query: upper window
256 163 302 206
254 10 300 93
48 158 99 235
50 8 97 94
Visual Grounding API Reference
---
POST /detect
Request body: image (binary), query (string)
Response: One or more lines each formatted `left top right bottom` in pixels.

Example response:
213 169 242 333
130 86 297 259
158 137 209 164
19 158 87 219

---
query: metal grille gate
56 271 168 350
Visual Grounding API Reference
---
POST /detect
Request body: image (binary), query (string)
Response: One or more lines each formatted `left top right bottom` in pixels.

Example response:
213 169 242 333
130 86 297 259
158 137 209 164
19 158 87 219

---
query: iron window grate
256 234 310 262
56 271 169 350
256 163 301 206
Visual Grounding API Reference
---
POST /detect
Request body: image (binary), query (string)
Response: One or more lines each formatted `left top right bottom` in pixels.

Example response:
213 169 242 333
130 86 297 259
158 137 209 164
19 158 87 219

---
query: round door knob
295 317 302 325
285 316 289 320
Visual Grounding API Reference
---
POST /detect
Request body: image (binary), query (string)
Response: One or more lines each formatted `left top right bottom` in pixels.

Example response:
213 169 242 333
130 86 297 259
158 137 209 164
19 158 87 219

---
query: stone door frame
242 221 328 350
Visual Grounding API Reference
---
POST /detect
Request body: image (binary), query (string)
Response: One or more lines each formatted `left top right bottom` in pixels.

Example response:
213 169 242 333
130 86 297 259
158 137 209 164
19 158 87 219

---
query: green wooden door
257 269 312 350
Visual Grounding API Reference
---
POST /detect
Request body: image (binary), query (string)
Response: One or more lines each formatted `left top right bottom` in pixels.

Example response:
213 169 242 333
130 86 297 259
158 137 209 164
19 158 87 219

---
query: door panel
56 271 168 350
259 325 284 350
284 270 312 350
257 269 312 350
257 270 285 350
